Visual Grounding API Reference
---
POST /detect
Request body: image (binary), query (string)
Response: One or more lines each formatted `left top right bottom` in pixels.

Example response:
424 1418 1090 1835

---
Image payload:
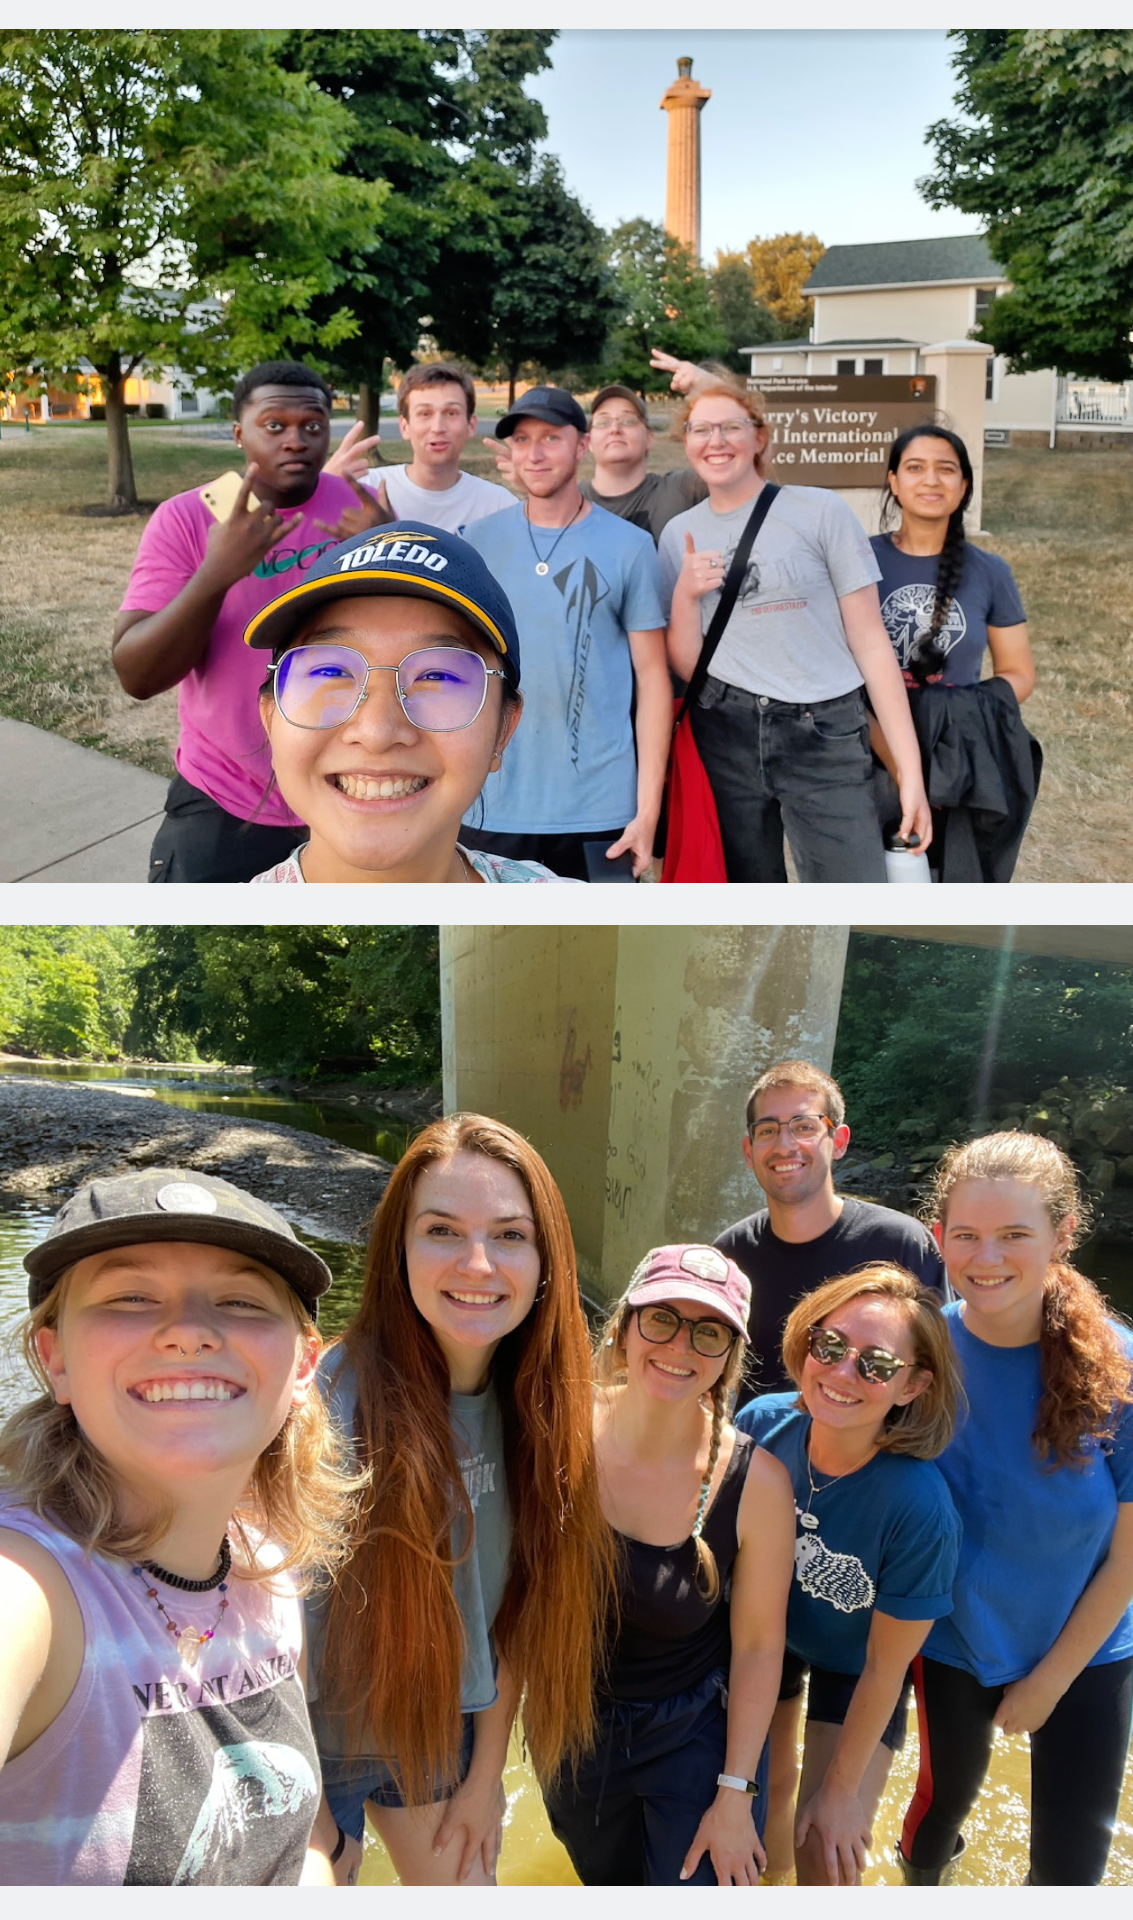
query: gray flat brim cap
24 1167 332 1319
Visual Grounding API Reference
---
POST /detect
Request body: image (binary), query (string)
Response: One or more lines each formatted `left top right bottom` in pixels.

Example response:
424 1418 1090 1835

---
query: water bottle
884 832 932 884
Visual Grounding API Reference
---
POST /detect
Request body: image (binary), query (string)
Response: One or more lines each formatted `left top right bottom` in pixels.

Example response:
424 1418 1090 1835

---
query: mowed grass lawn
1 426 1131 881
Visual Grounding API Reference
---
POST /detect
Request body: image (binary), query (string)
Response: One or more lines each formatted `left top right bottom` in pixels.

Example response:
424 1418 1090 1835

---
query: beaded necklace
131 1554 231 1666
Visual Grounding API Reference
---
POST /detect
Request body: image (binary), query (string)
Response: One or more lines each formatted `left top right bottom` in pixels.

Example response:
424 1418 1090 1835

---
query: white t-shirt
362 464 513 537
249 846 580 885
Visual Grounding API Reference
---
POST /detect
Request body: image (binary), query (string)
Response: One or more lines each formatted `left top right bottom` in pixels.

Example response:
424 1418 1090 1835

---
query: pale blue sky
528 29 982 261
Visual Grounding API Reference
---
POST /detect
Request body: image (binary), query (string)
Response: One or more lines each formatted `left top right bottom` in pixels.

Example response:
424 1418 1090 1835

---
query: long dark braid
880 425 974 685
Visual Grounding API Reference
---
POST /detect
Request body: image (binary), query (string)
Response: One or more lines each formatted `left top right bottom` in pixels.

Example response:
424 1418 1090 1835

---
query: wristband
717 1772 760 1796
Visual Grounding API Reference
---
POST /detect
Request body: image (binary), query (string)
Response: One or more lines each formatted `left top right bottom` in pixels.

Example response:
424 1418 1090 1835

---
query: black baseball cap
590 385 649 425
24 1168 333 1318
243 522 521 692
495 385 587 439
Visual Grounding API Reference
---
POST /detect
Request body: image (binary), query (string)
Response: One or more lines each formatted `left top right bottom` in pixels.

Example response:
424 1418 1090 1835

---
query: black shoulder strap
676 482 780 728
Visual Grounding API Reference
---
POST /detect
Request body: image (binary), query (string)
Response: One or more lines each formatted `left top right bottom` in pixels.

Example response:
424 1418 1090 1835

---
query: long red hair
320 1114 616 1798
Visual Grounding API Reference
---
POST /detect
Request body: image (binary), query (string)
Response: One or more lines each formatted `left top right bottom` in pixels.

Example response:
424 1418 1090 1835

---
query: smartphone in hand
199 471 259 522
583 838 637 884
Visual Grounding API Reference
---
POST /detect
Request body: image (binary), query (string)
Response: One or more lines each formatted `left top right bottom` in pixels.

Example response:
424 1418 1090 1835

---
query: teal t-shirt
463 503 664 834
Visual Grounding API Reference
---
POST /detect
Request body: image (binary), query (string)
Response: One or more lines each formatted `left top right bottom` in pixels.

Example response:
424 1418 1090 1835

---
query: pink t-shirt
120 473 359 825
0 1503 318 1885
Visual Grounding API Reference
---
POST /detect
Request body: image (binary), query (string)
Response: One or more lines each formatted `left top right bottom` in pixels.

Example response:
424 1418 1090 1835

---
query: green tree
602 219 729 391
711 253 780 370
279 30 556 430
0 927 135 1058
0 30 385 508
484 158 615 404
921 30 1133 381
127 927 440 1081
833 935 1133 1148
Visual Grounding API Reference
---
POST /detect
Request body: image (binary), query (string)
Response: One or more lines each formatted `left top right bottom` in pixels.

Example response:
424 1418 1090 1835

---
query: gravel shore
0 1078 389 1243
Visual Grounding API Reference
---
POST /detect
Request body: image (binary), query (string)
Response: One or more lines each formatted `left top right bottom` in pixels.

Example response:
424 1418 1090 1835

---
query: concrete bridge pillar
440 925 849 1305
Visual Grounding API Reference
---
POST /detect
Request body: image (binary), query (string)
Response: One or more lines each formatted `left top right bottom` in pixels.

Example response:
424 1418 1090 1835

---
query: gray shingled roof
805 235 1004 292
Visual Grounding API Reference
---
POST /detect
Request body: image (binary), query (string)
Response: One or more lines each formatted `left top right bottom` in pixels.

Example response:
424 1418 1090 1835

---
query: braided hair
879 426 974 685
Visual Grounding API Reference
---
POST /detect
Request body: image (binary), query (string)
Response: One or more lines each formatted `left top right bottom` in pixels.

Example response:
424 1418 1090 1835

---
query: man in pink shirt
114 361 374 882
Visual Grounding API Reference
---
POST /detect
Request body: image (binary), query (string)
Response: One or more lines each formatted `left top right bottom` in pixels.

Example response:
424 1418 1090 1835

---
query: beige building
744 235 1132 449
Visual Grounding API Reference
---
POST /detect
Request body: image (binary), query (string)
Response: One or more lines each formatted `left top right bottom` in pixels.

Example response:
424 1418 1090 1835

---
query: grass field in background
1 426 1131 880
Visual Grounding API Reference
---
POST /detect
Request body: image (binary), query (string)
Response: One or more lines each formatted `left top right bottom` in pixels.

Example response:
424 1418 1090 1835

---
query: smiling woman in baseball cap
541 1243 796 1887
246 521 579 884
0 1168 362 1885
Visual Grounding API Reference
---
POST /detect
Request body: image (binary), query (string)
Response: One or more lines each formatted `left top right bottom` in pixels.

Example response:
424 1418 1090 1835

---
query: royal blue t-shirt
870 533 1026 688
925 1303 1133 1686
463 503 664 835
735 1394 960 1677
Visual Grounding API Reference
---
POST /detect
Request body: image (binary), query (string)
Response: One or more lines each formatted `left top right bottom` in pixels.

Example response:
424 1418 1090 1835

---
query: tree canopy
602 219 729 390
921 30 1133 381
711 253 781 370
742 233 825 337
0 29 385 507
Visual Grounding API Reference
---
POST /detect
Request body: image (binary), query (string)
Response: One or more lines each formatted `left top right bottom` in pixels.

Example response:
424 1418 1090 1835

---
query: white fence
1056 377 1132 426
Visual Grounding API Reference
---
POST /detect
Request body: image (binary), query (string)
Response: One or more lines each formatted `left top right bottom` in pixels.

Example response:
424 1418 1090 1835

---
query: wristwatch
717 1772 761 1796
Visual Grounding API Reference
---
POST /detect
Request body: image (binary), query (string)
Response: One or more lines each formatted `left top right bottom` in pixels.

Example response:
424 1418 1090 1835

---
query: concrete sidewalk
0 718 167 882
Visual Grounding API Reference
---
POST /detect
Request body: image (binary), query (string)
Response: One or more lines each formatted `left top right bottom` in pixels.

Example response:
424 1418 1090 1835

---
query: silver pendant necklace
798 1440 851 1531
524 497 584 575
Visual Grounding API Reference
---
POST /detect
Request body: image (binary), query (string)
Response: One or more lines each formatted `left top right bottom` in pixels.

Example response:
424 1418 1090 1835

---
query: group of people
2 1059 1130 1886
114 354 1037 886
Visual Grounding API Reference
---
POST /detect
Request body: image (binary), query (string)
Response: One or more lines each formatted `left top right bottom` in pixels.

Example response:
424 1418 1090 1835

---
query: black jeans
543 1669 768 1886
689 679 887 884
902 1652 1133 1884
458 826 623 883
148 773 300 884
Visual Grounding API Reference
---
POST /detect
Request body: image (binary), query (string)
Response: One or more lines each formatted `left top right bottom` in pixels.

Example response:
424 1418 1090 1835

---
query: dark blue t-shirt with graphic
870 533 1026 687
735 1394 960 1676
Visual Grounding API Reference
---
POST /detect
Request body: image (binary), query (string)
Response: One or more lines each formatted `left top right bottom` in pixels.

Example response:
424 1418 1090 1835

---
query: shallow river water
2 1067 1131 1885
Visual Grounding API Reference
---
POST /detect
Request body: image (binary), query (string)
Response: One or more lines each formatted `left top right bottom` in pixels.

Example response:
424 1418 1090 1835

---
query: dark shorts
779 1648 910 1753
320 1713 476 1841
148 772 299 883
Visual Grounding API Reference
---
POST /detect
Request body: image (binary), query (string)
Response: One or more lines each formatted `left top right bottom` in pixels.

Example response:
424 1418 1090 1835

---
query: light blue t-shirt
463 503 664 834
925 1303 1133 1686
735 1394 960 1677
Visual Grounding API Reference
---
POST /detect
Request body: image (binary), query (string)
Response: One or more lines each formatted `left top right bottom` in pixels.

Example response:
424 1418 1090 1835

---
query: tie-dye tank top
0 1503 319 1884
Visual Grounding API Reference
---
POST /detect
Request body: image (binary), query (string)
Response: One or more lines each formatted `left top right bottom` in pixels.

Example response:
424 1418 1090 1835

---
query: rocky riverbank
0 1078 390 1243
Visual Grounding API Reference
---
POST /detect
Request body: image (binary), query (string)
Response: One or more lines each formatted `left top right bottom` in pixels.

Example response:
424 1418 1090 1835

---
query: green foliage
833 935 1133 1148
922 30 1133 381
710 254 780 370
602 219 730 390
0 927 136 1058
278 30 556 394
483 157 616 386
0 30 386 500
127 927 440 1082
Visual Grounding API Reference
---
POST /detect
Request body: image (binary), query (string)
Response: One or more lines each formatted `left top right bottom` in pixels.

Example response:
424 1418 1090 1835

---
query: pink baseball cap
625 1244 751 1344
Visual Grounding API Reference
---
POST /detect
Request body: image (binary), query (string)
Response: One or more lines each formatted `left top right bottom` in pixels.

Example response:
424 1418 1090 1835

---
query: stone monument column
660 56 711 260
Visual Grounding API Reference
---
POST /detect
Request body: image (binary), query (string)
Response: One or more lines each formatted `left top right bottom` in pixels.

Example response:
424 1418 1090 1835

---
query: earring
490 752 502 771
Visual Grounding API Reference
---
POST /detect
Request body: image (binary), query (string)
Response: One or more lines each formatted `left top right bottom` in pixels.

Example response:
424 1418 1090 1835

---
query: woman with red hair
308 1114 617 1886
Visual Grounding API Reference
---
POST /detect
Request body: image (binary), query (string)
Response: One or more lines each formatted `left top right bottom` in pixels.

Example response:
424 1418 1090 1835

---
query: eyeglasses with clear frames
591 413 644 432
271 643 506 733
684 420 756 444
749 1114 836 1145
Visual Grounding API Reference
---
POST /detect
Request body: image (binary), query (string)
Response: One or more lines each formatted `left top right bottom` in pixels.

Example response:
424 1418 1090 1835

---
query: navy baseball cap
243 522 521 692
25 1168 333 1318
495 386 587 438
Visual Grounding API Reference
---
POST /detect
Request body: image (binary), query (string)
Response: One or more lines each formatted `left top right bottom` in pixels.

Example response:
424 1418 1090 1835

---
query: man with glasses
715 1060 945 1390
581 384 707 543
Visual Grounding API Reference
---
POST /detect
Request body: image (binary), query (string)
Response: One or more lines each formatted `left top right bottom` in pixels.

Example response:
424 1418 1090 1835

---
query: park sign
748 375 937 489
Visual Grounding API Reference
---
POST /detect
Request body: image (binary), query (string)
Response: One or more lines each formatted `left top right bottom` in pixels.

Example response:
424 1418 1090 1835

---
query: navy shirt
871 533 1026 688
716 1196 947 1392
736 1395 960 1677
925 1304 1133 1686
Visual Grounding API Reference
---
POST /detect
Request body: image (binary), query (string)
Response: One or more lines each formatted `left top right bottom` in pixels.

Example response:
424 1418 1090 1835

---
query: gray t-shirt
582 468 708 544
306 1356 512 1758
657 486 881 703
